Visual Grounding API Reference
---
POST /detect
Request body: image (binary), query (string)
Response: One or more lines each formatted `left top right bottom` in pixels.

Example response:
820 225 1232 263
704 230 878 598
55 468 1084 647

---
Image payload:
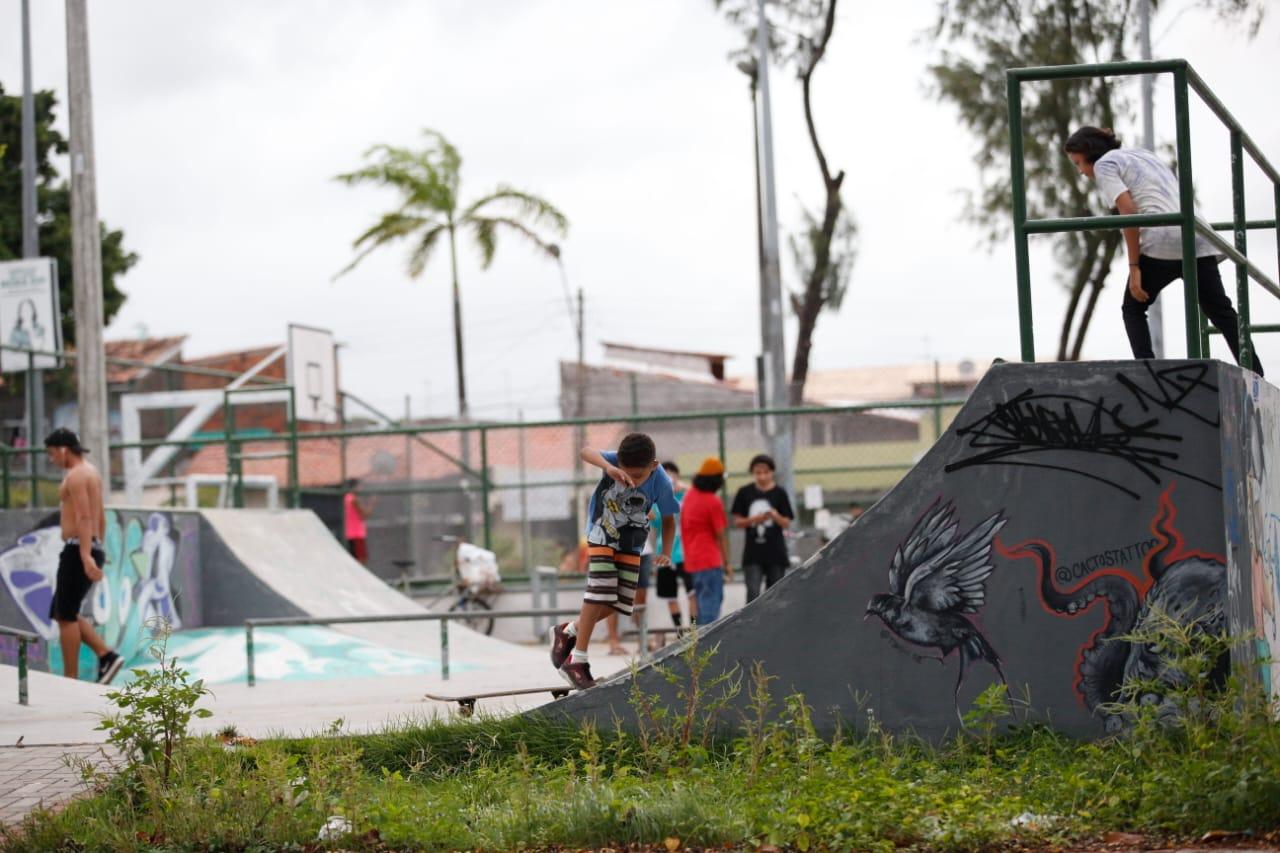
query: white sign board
287 324 338 423
0 258 62 372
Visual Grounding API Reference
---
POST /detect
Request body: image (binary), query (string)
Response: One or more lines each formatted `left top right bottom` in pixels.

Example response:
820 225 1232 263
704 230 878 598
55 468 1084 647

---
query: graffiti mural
998 483 1226 731
0 510 197 681
946 364 1220 500
123 625 476 686
866 500 1008 719
1242 382 1280 698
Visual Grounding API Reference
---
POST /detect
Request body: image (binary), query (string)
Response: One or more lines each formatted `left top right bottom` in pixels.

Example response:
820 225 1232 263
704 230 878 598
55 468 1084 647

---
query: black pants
743 562 786 603
1122 255 1264 376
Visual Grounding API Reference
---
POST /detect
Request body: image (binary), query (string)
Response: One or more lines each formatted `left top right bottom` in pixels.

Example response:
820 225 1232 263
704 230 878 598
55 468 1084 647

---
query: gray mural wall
550 360 1264 739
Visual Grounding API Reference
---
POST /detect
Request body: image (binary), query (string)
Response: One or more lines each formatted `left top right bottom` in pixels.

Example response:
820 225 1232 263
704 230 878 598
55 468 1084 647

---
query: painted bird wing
888 500 958 595
903 510 1007 614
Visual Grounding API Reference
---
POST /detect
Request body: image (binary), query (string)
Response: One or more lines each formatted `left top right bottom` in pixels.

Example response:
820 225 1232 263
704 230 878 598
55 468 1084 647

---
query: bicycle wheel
449 595 494 635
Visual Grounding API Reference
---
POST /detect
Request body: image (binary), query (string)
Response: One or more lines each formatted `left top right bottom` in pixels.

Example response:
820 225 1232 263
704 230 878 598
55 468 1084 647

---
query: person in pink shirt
343 479 375 565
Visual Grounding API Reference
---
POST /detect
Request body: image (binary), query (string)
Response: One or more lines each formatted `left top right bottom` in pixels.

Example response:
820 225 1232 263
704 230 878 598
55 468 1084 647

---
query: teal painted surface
122 626 477 686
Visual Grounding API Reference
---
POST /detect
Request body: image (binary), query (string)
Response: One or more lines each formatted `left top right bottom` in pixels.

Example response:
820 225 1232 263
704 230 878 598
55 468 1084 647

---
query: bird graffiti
866 500 1008 721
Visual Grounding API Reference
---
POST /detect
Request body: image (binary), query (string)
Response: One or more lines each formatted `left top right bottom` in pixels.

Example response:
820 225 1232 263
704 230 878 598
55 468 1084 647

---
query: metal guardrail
1007 58 1279 367
243 606 648 686
1 624 40 705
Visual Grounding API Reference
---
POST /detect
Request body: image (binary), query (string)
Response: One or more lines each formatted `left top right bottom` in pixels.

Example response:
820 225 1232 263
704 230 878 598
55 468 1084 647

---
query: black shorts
49 543 103 623
655 561 693 598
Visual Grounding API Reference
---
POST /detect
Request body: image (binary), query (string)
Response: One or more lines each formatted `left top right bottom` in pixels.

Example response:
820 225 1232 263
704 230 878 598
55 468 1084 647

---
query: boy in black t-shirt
730 454 794 603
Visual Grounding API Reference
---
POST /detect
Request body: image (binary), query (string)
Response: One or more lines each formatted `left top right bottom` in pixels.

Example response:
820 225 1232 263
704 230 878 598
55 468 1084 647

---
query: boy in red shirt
680 457 732 624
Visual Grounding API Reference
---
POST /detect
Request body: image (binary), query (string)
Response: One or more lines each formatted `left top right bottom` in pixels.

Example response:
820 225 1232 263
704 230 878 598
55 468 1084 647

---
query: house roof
104 336 187 385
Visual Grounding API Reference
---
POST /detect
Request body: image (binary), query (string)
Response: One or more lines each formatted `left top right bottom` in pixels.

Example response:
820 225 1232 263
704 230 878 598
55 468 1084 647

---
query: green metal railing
244 606 589 686
1 623 40 705
1007 59 1279 366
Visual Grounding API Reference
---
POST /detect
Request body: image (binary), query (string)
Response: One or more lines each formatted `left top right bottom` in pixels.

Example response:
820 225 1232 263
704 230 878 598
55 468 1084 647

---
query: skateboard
423 685 575 717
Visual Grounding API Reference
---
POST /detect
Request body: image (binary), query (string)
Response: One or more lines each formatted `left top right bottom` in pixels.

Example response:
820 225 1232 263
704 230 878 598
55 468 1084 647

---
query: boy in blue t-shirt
550 432 679 688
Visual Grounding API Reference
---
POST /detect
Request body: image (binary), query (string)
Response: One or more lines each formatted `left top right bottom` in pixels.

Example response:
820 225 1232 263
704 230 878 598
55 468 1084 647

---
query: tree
0 84 136 349
928 0 1264 360
335 130 568 417
715 0 857 405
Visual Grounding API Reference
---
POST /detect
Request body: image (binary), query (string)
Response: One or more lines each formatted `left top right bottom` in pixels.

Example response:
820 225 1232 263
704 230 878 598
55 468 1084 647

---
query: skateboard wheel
552 689 569 699
458 699 476 717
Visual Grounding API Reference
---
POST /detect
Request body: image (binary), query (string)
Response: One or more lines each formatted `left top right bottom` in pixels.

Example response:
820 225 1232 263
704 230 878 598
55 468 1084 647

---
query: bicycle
420 535 502 635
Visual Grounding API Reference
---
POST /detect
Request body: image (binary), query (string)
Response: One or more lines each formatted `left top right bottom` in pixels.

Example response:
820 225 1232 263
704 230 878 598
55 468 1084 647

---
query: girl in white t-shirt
1064 126 1262 376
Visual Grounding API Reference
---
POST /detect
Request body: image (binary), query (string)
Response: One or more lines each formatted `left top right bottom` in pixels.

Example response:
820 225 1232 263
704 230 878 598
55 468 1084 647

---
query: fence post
932 360 943 441
480 426 491 550
2 445 10 509
245 623 255 687
1006 72 1035 362
1172 64 1202 358
440 618 450 681
18 637 29 706
1230 130 1251 370
26 349 36 506
287 386 301 509
717 414 728 505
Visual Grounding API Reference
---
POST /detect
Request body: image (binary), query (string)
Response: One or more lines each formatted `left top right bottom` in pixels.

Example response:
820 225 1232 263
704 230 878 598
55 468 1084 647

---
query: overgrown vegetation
4 620 1278 852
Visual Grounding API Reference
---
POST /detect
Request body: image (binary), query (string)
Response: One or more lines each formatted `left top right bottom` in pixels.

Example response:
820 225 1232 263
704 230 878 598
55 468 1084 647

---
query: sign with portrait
0 258 63 373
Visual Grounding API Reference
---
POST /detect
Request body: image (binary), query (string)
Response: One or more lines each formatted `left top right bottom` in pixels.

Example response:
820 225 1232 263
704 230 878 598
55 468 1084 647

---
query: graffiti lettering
1117 362 1219 428
1053 538 1159 584
945 388 1220 499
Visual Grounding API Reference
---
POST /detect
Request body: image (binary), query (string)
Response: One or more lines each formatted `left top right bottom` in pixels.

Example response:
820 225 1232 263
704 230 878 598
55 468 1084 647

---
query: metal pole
573 286 585 556
2 446 11 508
26 350 37 507
406 395 419 575
65 0 110 476
1007 74 1035 362
287 386 300 508
440 618 450 681
18 637 29 706
479 426 491 549
518 411 536 634
932 360 943 441
717 414 728 506
245 623 255 687
1230 131 1252 370
754 0 794 499
21 0 46 463
1172 67 1202 358
1139 0 1164 358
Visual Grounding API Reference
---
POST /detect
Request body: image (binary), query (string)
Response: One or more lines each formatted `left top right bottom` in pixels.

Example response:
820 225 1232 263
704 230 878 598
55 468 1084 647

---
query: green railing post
2 446 10 509
717 414 728 505
1230 129 1252 370
1274 183 1279 307
18 637 29 706
1006 73 1035 362
287 386 300 508
479 426 491 550
1172 65 1203 358
245 623 255 687
26 349 36 506
440 618 450 681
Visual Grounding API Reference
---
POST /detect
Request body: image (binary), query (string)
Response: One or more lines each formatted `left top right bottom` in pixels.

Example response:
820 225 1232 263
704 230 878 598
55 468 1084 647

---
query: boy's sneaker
97 651 123 685
549 622 576 670
558 660 596 690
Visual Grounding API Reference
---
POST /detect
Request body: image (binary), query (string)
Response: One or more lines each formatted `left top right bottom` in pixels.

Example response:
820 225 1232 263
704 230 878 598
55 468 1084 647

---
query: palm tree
334 130 568 417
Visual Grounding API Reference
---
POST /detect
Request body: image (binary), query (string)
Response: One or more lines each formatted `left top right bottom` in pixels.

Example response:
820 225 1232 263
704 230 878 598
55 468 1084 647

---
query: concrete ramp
551 360 1279 739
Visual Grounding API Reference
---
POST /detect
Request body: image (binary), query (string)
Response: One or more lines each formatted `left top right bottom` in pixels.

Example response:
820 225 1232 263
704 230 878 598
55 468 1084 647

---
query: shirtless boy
44 428 121 683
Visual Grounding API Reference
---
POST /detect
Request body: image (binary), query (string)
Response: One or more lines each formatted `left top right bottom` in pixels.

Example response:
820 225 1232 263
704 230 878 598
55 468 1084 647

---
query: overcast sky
3 1 1277 420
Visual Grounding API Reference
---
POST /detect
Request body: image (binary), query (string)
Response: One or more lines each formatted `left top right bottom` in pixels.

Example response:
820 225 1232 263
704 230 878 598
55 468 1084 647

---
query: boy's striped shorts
584 545 641 615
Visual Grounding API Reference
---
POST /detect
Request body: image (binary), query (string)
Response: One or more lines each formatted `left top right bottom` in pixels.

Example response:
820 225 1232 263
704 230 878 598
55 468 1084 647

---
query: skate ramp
549 360 1279 739
0 506 536 684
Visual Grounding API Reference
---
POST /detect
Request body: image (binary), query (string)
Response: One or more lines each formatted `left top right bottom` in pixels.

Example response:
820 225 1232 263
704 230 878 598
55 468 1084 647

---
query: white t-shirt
1092 148 1218 260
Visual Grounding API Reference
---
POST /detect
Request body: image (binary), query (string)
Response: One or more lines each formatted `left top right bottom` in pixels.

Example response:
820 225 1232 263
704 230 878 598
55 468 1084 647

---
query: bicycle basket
455 542 502 593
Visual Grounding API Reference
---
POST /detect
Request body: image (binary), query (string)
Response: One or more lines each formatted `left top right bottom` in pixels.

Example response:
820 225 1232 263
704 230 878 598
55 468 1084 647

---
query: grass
4 621 1280 852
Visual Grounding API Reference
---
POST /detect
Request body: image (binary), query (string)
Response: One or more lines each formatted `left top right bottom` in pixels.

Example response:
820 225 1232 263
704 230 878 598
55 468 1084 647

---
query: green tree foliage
0 84 137 348
335 130 568 416
928 0 1263 359
714 0 857 404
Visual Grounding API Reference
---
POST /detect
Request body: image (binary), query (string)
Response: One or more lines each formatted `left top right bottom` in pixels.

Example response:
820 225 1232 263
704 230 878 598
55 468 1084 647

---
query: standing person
343 479 376 566
1064 126 1263 376
731 454 795 603
652 461 695 627
680 458 731 624
549 433 678 688
44 428 121 683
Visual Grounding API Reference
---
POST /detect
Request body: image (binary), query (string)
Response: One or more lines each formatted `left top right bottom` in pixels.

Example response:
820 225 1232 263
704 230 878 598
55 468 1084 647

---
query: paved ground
0 743 114 828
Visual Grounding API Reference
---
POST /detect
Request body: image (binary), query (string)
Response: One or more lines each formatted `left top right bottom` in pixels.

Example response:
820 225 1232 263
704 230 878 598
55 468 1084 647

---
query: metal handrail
243 606 628 686
1 624 41 706
1007 58 1279 367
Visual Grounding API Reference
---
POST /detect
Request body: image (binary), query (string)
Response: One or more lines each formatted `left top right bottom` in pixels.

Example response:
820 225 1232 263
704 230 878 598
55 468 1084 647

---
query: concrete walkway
0 744 114 828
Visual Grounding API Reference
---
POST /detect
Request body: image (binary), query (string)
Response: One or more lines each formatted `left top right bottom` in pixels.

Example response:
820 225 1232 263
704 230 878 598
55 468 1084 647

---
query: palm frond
333 210 438 280
466 217 558 269
462 186 569 238
407 224 449 279
334 136 460 214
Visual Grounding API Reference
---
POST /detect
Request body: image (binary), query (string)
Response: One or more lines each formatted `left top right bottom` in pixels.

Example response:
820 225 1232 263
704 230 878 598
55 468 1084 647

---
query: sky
3 0 1277 420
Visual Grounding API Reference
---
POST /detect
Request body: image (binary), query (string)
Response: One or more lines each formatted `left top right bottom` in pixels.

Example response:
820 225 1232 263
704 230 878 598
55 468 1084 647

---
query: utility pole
754 0 794 497
573 285 585 544
21 0 46 460
1139 0 1163 358
66 0 110 476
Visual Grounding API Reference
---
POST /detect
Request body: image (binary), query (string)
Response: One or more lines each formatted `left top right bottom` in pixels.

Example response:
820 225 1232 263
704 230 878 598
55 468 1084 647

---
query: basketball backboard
287 324 339 423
